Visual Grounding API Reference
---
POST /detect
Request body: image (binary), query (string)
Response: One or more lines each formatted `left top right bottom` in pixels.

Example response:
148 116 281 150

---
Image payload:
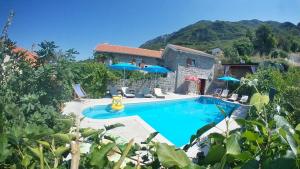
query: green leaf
21 155 33 168
81 128 102 138
203 144 226 164
142 132 159 144
52 133 71 143
54 146 70 157
183 123 215 151
208 133 226 143
104 123 125 130
226 134 241 155
113 139 134 169
90 143 115 169
241 159 259 169
274 115 298 156
0 134 11 162
156 143 192 168
242 130 263 143
229 151 252 162
250 93 269 111
182 163 204 169
28 147 42 159
263 158 297 169
37 141 50 149
295 124 300 132
56 118 73 127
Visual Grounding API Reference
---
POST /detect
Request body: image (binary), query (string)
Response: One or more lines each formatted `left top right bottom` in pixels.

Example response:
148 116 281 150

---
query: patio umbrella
142 65 170 87
218 76 240 89
185 75 200 94
109 63 140 86
185 75 199 82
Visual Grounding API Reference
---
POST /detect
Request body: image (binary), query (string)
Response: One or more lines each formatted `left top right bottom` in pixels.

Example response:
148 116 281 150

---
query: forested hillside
141 20 300 53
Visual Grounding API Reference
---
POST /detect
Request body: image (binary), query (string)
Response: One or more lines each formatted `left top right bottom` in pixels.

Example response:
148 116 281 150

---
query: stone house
95 43 215 94
162 44 215 94
95 43 162 67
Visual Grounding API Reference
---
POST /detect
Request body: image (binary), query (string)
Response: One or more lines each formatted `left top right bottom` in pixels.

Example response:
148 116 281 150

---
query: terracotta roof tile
12 47 38 62
95 43 162 59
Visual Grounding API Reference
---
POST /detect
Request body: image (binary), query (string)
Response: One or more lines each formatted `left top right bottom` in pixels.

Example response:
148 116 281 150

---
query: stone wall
162 46 215 94
176 65 214 94
107 72 176 96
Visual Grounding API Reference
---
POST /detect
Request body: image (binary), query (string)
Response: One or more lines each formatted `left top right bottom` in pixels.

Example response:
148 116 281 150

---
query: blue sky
0 0 299 60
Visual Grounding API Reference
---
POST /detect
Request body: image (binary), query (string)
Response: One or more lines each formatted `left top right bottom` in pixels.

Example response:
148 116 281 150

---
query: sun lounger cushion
121 87 135 98
221 89 229 98
228 93 238 101
240 95 249 103
213 88 222 97
143 88 154 98
154 88 165 98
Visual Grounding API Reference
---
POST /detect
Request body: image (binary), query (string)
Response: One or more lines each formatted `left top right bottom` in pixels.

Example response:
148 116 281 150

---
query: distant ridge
140 20 300 52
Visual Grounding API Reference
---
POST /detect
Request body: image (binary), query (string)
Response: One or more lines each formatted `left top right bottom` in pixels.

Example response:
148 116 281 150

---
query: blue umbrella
218 76 240 89
142 65 170 87
142 65 170 74
109 63 140 86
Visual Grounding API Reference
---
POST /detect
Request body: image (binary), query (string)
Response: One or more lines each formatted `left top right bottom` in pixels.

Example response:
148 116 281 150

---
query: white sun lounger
110 87 121 97
73 84 87 99
213 88 223 97
220 89 229 98
142 88 154 98
121 87 135 98
228 93 238 101
239 95 249 104
154 88 165 98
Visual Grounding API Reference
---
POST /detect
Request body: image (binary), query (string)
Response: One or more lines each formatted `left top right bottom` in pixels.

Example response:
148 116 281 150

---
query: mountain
140 20 300 52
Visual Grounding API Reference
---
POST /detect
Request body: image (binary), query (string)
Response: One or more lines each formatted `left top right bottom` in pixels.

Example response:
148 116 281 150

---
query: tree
277 36 291 52
245 29 254 42
64 48 79 61
223 47 240 63
94 52 111 63
254 25 277 55
36 41 59 64
291 41 300 52
233 37 254 56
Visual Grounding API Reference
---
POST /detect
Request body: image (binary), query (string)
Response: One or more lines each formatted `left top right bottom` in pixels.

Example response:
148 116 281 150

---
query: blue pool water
83 97 238 147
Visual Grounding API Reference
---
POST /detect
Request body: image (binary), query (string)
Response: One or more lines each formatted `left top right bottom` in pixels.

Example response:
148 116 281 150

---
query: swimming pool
82 97 239 147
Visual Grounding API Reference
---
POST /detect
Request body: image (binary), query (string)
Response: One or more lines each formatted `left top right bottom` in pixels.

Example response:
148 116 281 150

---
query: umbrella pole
155 72 157 87
227 81 228 89
123 68 125 87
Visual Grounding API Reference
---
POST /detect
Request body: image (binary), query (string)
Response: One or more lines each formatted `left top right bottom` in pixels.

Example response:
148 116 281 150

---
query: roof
95 43 162 59
12 47 37 62
222 63 259 66
166 44 214 59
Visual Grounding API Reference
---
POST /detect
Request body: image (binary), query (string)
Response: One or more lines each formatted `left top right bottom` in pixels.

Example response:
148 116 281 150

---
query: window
186 58 196 67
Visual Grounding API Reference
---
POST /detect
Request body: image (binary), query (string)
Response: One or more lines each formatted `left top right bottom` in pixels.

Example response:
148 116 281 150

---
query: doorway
198 79 206 95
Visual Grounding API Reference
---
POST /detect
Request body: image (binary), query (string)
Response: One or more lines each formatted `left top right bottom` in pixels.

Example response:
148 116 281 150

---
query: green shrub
71 62 119 98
